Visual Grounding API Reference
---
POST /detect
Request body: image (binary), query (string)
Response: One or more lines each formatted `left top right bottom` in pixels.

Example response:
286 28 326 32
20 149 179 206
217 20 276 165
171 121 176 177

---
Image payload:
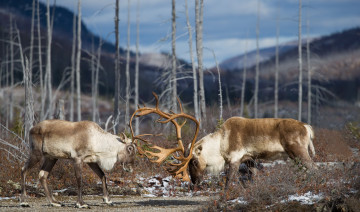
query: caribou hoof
20 202 30 207
50 202 62 207
75 202 89 209
103 197 113 205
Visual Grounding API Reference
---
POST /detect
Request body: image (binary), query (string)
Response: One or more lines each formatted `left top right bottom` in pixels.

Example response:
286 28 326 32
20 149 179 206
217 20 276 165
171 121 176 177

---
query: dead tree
306 19 312 124
70 1 77 122
240 39 248 117
125 0 131 131
274 9 280 118
75 0 82 121
185 0 199 121
113 0 120 134
29 0 35 81
45 0 53 119
134 0 140 135
211 49 223 121
195 0 206 121
171 0 177 113
9 14 14 123
92 38 102 122
37 0 45 121
254 0 260 118
298 0 303 121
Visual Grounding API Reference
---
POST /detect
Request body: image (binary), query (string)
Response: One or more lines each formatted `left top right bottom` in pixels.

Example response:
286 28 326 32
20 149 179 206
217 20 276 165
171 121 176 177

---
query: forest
0 0 359 211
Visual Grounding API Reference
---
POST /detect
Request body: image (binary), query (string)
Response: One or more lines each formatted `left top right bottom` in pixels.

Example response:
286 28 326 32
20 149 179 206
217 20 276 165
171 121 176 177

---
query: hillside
0 0 359 110
214 27 360 105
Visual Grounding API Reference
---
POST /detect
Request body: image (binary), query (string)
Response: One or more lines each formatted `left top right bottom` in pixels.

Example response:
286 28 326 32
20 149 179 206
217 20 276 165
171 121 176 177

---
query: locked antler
129 92 199 182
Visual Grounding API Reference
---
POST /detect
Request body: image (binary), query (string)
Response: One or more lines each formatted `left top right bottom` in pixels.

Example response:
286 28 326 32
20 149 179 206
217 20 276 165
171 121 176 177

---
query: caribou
19 120 136 208
129 93 316 189
188 117 316 186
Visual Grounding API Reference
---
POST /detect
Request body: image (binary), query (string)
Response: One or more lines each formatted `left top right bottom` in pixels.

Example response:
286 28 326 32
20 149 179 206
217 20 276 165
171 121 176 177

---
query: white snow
282 191 323 205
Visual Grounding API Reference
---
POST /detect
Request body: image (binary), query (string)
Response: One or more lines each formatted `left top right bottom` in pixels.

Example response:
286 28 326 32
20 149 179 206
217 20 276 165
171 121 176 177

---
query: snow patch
283 191 323 205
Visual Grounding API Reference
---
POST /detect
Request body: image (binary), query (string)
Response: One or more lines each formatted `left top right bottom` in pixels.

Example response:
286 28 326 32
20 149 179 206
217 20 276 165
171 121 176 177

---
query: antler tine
129 92 200 182
152 92 160 109
176 96 184 113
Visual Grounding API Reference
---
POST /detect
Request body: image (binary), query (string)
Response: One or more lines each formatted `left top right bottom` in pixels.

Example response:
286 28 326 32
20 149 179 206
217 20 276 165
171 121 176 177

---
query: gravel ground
0 195 210 212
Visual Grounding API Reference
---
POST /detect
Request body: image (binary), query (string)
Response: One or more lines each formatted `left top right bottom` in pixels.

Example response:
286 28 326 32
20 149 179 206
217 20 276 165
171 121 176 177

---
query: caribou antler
129 92 199 181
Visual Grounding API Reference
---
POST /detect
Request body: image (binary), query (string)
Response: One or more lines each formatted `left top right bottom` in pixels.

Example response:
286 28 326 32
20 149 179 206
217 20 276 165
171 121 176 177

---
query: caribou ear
117 133 128 143
117 138 125 144
195 145 202 156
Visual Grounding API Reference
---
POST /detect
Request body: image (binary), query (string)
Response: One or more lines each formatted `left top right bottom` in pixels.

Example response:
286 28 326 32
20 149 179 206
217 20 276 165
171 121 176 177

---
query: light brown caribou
188 117 316 186
129 93 316 188
19 120 136 208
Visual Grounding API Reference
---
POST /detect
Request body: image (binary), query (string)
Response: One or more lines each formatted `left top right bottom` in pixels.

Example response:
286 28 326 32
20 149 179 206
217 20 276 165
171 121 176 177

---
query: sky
40 0 360 68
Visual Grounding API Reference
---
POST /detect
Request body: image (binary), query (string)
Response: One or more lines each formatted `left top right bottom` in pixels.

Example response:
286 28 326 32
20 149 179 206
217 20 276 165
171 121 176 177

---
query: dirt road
0 195 210 211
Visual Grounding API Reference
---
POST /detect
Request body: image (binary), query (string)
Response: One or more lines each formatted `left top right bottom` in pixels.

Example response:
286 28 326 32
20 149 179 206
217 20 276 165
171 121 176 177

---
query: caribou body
20 120 136 208
189 117 316 186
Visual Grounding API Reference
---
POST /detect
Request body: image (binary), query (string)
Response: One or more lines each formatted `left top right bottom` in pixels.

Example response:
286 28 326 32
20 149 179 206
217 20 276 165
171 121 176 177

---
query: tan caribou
188 117 316 186
20 120 136 208
129 93 316 188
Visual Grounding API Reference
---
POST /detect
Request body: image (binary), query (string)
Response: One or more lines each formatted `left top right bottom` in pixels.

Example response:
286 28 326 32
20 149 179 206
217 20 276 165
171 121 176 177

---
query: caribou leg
87 163 112 205
39 158 60 207
20 153 41 206
74 159 88 208
225 161 241 189
286 143 317 170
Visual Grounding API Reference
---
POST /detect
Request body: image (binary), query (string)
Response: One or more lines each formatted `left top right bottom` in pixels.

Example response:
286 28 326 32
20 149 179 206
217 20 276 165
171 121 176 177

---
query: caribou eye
192 159 199 167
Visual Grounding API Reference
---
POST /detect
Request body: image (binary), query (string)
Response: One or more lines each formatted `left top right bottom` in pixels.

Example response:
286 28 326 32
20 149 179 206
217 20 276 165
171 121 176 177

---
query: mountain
219 41 297 71
0 0 359 111
0 0 166 102
214 27 360 105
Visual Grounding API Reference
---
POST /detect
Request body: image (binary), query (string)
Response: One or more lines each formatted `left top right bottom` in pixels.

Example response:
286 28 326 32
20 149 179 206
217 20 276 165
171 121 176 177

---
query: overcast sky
40 0 360 68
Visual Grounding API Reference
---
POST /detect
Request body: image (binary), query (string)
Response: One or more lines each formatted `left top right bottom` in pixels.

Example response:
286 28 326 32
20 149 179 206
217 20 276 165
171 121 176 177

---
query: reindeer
129 94 316 189
188 117 316 187
19 120 136 208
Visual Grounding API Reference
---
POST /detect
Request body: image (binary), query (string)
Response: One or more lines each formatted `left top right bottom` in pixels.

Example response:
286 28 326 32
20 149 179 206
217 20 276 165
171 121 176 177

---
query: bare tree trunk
298 0 303 121
55 99 65 120
18 28 34 146
70 1 77 122
185 0 199 121
211 50 222 121
274 11 279 118
91 37 96 121
24 59 34 146
171 0 177 113
29 0 35 81
196 0 206 121
45 0 53 119
125 0 131 131
113 0 120 134
226 86 231 115
9 14 14 123
75 0 82 121
254 0 260 118
306 19 311 124
93 38 102 123
37 0 45 121
134 0 140 135
5 46 9 129
240 39 248 117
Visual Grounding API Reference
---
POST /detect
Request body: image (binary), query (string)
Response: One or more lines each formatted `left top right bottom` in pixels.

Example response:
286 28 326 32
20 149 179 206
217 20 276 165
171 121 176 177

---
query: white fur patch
228 149 247 164
197 133 226 175
39 170 45 178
